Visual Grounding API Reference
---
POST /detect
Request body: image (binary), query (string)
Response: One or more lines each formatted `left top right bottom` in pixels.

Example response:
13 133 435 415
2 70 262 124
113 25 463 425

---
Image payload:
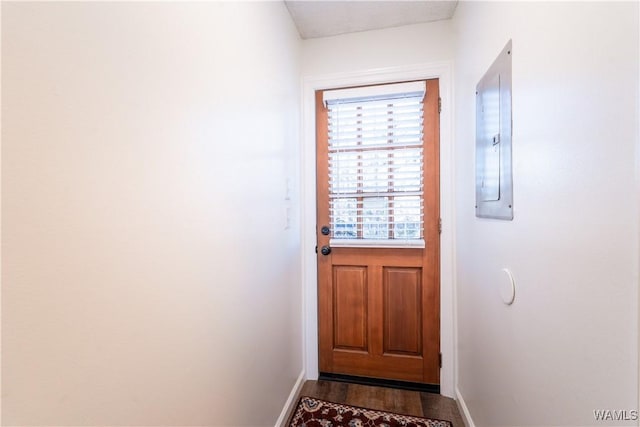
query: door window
324 81 425 247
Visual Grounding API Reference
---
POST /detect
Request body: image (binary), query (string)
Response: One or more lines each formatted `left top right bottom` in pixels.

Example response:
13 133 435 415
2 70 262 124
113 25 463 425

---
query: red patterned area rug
289 396 453 427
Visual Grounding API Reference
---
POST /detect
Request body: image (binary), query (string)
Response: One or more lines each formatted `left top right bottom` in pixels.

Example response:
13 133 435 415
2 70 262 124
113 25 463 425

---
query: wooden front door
316 79 440 385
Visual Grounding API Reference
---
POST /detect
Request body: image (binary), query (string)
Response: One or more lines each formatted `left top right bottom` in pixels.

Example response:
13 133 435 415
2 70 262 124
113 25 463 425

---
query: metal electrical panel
476 40 513 220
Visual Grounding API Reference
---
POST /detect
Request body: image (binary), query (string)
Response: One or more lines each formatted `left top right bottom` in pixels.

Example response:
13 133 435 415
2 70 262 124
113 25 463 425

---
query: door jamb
300 62 456 397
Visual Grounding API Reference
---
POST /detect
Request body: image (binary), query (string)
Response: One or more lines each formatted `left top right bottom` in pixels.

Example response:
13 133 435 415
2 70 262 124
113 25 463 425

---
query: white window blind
325 81 426 248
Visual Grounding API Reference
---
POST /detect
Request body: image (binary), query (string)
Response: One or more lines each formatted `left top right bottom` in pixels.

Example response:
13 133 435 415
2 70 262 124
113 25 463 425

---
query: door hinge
438 97 442 114
438 218 442 234
315 245 318 254
439 352 442 368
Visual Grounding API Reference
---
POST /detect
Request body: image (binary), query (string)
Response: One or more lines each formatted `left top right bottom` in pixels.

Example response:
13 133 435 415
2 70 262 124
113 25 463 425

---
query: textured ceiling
284 1 458 39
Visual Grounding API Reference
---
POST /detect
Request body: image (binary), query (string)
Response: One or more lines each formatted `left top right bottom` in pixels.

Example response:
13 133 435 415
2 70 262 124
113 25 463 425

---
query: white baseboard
274 370 306 427
455 386 476 427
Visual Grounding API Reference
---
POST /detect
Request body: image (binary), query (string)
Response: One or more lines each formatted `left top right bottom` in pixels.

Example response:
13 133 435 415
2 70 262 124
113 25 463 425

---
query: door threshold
318 372 440 394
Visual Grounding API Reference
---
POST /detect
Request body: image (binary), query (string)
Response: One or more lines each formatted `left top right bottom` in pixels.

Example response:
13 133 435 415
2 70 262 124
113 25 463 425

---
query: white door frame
300 62 456 397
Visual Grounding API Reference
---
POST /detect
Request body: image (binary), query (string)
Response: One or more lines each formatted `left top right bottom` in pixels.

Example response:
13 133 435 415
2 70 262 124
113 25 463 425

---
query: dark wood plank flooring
291 380 466 427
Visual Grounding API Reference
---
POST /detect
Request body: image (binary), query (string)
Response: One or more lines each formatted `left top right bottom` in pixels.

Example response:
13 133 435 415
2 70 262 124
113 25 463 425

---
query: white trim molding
456 386 477 427
274 370 306 427
300 62 456 397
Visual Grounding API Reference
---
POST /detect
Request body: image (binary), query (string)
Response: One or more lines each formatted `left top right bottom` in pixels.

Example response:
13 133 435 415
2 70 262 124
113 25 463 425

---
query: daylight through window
324 81 425 247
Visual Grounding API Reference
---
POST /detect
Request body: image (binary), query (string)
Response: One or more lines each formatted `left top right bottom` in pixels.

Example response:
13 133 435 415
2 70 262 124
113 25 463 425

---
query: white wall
453 2 639 426
1 2 302 425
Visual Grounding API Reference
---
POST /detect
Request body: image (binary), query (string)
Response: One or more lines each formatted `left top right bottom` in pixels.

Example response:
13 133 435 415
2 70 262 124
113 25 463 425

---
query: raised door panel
383 267 422 356
333 266 368 352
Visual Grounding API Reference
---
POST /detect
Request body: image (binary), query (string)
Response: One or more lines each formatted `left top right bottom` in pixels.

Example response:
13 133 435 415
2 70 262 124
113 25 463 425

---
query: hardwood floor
291 380 466 427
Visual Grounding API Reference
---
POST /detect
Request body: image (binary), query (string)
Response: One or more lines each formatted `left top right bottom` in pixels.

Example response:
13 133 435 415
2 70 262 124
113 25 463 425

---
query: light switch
284 205 291 230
